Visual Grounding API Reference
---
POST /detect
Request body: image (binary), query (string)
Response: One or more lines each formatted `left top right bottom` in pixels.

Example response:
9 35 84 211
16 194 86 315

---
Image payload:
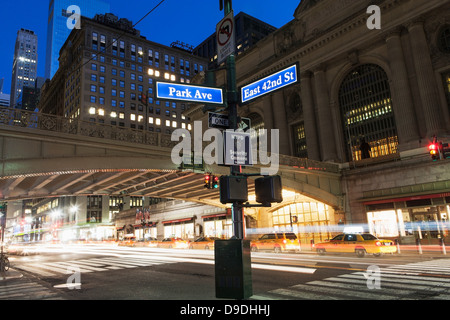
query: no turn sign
216 10 236 64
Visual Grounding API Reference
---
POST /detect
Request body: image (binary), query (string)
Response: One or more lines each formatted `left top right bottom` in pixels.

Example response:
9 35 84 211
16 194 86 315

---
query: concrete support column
262 95 274 130
271 91 290 156
314 67 337 162
300 71 320 161
385 31 420 145
408 21 445 137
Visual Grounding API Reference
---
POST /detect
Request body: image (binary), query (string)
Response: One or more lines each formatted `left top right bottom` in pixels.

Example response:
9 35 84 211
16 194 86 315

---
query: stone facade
187 0 450 241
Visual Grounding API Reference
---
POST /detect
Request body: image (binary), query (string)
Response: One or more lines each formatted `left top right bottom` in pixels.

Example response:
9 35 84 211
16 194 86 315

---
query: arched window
438 25 450 54
339 64 398 161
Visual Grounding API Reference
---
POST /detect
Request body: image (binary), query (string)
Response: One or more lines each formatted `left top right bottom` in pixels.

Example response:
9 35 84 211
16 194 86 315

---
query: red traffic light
429 142 439 160
429 143 438 154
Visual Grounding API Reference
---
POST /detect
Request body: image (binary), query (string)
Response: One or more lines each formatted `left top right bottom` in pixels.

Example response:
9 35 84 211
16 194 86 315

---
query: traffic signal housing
204 174 212 189
219 176 248 204
429 142 439 161
255 175 283 205
212 176 219 189
443 143 450 159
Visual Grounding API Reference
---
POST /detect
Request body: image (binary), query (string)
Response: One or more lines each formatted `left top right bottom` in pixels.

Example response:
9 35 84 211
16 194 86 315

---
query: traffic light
139 92 148 106
204 174 212 189
212 176 219 189
429 142 439 161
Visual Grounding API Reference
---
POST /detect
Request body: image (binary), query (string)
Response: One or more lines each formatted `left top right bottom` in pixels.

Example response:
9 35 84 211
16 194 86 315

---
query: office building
0 93 10 108
40 13 208 134
193 12 277 67
10 29 38 108
45 0 110 80
0 78 9 107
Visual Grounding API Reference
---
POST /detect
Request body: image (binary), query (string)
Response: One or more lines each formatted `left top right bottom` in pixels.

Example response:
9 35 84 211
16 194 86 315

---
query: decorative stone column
314 67 337 162
300 71 320 161
385 30 420 145
407 21 445 137
271 91 291 156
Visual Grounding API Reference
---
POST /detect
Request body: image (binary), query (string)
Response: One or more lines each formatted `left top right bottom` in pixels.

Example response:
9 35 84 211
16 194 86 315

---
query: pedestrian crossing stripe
252 259 450 300
0 279 62 300
15 256 177 278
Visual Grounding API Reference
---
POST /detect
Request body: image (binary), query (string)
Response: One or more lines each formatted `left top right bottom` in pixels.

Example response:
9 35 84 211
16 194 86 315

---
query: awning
162 217 194 225
363 191 450 205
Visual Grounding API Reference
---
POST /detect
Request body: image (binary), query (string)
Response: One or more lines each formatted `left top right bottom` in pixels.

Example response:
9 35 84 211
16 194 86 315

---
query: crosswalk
15 255 176 278
0 279 64 300
252 259 450 300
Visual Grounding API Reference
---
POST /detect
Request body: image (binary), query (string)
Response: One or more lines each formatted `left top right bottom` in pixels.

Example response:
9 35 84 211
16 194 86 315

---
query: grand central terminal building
186 0 450 246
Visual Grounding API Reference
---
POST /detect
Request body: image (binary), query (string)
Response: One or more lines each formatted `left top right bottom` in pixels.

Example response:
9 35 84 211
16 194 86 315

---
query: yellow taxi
118 235 136 247
314 233 397 258
250 232 300 253
156 237 189 249
189 237 219 250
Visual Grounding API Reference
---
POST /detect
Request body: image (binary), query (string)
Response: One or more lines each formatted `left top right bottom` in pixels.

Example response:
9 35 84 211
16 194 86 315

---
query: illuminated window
156 118 161 126
292 122 307 158
165 120 171 127
111 111 117 118
130 114 136 121
442 71 450 115
149 117 154 124
119 113 125 119
271 201 331 244
172 121 177 128
138 115 144 122
89 107 96 115
339 64 398 161
98 109 105 116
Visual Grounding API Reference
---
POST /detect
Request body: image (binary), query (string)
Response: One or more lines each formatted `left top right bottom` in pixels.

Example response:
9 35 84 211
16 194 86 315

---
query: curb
0 269 24 281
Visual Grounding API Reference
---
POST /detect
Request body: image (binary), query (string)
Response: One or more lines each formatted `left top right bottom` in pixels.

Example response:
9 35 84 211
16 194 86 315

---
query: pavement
0 268 23 281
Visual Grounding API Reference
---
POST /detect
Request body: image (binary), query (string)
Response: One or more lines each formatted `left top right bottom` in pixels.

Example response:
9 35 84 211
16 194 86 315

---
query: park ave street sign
240 64 298 104
156 82 224 105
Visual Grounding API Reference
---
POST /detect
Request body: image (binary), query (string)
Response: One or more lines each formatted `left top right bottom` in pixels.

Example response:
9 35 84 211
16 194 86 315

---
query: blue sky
0 0 300 95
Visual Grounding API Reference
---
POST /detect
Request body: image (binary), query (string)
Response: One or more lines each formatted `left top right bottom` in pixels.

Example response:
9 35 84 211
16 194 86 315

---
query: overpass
0 107 343 210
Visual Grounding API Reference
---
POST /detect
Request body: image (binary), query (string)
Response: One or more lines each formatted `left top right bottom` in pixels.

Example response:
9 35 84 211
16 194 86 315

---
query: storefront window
164 222 194 240
271 201 332 247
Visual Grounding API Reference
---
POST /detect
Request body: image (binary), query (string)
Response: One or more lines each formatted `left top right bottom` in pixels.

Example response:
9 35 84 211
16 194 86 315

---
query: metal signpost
155 1 297 300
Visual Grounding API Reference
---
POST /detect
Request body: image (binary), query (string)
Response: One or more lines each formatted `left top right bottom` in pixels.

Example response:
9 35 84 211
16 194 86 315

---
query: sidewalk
0 268 23 281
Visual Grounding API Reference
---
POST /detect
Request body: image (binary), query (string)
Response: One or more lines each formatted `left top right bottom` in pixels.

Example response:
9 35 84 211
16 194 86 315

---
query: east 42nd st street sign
240 64 298 104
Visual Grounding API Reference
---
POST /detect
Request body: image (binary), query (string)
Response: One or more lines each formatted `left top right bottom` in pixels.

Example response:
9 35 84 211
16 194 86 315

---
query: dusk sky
0 0 301 95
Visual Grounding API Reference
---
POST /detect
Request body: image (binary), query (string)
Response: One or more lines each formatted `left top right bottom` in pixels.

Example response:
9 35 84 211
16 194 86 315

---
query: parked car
157 237 189 249
314 233 397 257
250 232 300 253
189 237 219 250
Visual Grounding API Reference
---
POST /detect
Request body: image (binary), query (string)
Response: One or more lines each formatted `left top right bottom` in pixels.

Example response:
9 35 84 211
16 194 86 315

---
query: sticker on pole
216 10 236 64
